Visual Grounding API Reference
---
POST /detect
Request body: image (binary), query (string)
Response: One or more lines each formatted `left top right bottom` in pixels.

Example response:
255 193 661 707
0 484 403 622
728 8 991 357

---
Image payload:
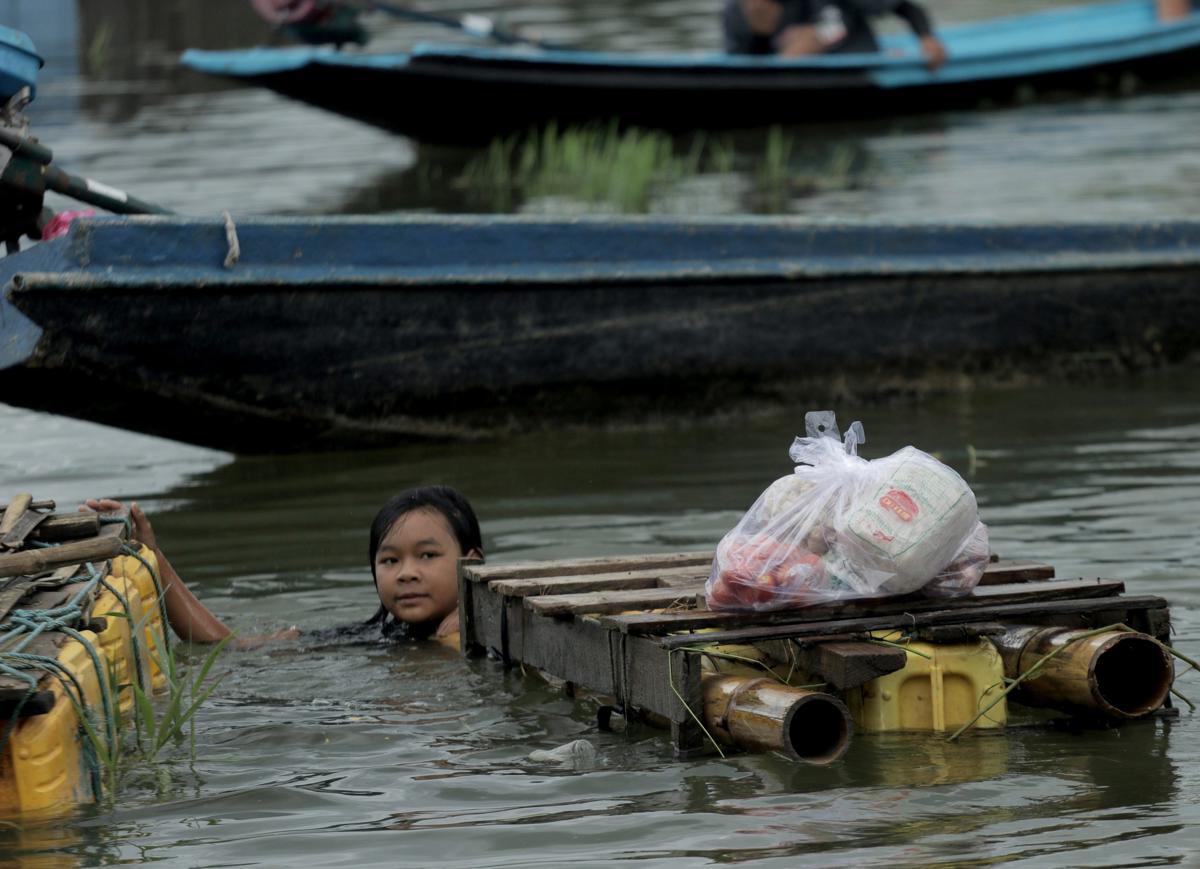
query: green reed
69 614 231 802
460 124 867 214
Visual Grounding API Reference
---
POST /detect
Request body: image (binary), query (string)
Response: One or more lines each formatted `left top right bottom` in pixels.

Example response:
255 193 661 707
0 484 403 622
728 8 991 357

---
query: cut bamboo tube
701 673 852 764
992 626 1172 719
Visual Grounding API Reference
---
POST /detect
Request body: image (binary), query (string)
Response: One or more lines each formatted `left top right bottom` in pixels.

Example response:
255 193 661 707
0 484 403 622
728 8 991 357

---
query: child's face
373 509 462 627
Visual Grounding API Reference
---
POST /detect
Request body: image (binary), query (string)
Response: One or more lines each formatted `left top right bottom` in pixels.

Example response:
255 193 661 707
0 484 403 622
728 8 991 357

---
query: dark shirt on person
723 0 819 54
723 0 935 55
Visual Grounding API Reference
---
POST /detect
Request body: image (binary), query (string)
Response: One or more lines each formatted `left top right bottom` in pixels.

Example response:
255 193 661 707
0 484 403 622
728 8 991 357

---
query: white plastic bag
706 412 990 612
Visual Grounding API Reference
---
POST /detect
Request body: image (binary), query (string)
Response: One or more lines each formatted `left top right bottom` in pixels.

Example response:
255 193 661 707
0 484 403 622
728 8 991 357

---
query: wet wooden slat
0 494 32 537
29 512 102 544
657 594 1168 649
977 560 1055 585
465 551 713 583
603 578 1126 635
490 565 710 598
480 556 1051 597
526 583 707 617
0 500 54 517
1 510 49 550
795 641 908 690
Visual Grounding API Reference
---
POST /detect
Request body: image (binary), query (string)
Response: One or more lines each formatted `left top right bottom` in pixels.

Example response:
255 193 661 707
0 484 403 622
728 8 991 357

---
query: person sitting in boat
723 0 947 69
1156 0 1195 18
83 484 483 648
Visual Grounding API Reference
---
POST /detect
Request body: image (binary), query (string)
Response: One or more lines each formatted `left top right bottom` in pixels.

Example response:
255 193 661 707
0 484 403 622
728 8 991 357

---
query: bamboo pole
0 536 123 579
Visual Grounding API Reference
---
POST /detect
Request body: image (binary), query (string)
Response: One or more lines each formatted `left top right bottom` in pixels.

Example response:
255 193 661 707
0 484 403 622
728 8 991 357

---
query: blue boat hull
180 0 1200 143
2 216 1199 452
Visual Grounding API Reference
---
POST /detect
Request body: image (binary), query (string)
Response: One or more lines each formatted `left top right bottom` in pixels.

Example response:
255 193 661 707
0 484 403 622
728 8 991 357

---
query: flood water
3 1 1200 867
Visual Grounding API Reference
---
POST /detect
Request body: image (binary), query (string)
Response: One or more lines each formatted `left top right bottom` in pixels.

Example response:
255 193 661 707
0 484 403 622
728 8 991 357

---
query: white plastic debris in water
528 739 597 766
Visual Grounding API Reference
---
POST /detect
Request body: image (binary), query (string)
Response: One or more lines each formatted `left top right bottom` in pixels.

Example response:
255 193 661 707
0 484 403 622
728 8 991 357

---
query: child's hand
80 498 159 551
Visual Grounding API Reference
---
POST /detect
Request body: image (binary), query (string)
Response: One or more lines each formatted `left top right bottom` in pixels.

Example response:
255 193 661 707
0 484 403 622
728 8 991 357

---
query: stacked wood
0 493 130 718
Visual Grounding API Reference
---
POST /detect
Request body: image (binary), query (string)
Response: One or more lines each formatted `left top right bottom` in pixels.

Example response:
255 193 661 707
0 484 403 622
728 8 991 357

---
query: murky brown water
3 2 1200 867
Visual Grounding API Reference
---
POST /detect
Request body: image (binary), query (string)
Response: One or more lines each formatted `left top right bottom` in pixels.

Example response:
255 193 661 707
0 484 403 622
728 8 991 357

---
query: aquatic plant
70 611 230 802
131 627 231 760
459 124 869 215
461 122 688 213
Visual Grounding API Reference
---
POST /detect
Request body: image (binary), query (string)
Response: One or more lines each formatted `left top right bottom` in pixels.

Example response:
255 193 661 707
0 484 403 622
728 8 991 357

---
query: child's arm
82 499 297 646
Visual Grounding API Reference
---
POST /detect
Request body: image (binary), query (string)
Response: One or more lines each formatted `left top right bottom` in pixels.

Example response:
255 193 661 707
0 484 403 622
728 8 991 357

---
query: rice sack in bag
706 413 989 611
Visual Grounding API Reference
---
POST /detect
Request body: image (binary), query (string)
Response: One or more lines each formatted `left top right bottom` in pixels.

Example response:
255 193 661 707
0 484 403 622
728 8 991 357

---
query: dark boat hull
2 216 1199 452
232 40 1200 144
180 0 1200 144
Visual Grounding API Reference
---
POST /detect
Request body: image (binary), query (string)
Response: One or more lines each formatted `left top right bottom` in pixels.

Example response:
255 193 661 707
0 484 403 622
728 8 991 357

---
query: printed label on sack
846 453 969 562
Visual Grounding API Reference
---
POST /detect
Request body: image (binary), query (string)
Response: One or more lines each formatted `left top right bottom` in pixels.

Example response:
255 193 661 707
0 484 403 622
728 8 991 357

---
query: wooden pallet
458 552 1171 756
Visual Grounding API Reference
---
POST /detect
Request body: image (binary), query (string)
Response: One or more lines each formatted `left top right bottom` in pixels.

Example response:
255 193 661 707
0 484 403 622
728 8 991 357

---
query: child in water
83 485 483 647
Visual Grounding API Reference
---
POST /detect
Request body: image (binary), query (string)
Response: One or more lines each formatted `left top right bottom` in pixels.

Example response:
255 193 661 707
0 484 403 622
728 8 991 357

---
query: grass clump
459 123 868 214
71 617 231 801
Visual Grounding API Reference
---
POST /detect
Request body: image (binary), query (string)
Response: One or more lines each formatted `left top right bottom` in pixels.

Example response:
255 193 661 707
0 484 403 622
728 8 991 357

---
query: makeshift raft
0 495 166 815
458 553 1175 762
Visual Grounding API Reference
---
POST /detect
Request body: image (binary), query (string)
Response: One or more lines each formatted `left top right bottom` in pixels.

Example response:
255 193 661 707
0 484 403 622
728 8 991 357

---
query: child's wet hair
365 485 482 635
368 485 483 577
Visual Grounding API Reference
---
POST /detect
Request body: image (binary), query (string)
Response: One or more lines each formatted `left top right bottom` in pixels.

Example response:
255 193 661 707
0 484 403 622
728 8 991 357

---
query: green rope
98 576 147 692
119 544 171 652
99 514 133 536
0 556 113 779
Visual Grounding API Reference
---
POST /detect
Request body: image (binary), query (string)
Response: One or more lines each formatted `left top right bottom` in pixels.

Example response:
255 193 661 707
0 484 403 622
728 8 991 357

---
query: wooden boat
180 0 1200 144
459 551 1176 759
0 496 168 815
3 214 1200 453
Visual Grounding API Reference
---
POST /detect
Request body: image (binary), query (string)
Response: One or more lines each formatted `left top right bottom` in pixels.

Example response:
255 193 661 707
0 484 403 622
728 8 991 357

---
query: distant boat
181 0 1200 144
2 215 1199 453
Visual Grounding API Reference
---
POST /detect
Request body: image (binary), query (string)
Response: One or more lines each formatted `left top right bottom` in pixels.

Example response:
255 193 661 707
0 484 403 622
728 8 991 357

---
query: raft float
0 495 166 815
458 552 1176 762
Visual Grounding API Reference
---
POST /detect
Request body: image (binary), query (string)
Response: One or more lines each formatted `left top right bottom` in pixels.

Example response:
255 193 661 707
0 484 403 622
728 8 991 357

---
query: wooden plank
526 584 706 617
29 512 102 544
1 510 48 551
978 560 1055 585
490 565 710 598
604 578 1126 635
470 554 1045 587
0 535 123 579
0 494 32 537
465 551 713 583
0 499 53 516
795 641 908 690
656 595 1170 649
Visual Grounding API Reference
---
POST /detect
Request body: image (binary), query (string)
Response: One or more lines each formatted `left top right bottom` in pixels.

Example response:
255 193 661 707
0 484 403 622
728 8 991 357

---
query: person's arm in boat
1157 0 1192 20
890 0 946 69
